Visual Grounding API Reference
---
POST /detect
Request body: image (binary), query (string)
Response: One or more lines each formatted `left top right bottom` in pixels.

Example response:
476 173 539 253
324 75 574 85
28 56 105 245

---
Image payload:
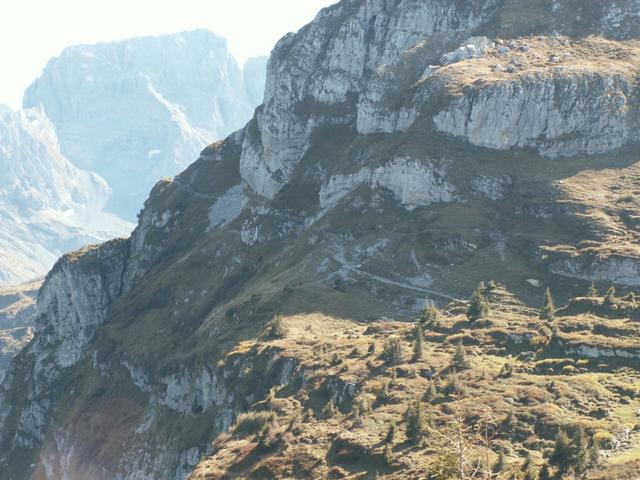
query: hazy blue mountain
0 106 132 284
242 56 268 107
24 30 267 220
0 30 266 284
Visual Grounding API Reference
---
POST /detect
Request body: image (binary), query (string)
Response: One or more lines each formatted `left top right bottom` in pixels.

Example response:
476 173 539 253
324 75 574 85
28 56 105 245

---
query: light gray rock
158 368 228 415
545 251 640 286
242 0 503 197
35 239 129 369
208 183 249 229
441 36 492 64
562 342 640 360
434 70 636 158
319 157 456 211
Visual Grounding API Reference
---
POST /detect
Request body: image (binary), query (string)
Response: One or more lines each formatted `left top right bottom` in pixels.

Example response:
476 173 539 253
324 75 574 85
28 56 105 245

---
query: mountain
2 0 640 479
0 31 267 285
242 56 269 107
0 106 132 284
23 30 268 220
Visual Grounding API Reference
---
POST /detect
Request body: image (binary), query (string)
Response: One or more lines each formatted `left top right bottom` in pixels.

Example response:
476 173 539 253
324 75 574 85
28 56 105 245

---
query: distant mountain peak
23 29 266 220
1 30 267 284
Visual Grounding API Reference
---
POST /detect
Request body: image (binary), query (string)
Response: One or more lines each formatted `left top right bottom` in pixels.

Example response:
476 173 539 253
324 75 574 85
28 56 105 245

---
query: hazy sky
0 0 337 109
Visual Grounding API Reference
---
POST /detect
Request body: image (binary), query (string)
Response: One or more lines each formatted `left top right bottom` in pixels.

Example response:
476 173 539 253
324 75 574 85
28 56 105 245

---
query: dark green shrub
467 287 490 321
382 337 404 366
451 341 469 370
405 400 426 443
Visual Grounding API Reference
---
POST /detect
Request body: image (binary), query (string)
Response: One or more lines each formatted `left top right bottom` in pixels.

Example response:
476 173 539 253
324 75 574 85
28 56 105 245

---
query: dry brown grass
430 36 640 91
189 285 640 480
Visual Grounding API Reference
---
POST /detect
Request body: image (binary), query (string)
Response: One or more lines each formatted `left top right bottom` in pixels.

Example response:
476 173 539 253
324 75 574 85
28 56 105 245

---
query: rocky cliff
3 0 640 479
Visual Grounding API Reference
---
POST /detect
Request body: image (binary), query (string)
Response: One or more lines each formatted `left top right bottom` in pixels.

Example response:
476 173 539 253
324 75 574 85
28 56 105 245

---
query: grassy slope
189 286 640 480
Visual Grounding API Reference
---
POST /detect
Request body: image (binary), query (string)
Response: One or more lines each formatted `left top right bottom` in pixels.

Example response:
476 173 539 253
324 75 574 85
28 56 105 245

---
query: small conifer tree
587 281 599 297
384 421 396 444
551 321 561 341
604 286 616 306
405 400 425 443
538 464 551 480
549 430 573 474
413 324 424 361
443 372 464 397
628 291 637 307
424 381 438 402
382 337 403 366
383 444 394 465
502 410 515 433
522 452 538 480
540 288 556 321
587 438 600 469
452 341 469 370
573 426 589 474
467 286 490 321
420 305 440 326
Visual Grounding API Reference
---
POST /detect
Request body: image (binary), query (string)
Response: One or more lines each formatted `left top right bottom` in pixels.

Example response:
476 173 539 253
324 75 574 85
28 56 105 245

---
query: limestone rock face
441 36 493 64
434 71 636 158
37 240 130 369
543 250 640 287
240 0 503 198
319 157 456 211
0 240 130 455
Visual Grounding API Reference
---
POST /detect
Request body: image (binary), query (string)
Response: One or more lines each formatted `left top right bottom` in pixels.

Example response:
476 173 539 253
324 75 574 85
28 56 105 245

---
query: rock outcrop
240 0 503 198
319 157 456 211
434 70 636 158
0 279 40 382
